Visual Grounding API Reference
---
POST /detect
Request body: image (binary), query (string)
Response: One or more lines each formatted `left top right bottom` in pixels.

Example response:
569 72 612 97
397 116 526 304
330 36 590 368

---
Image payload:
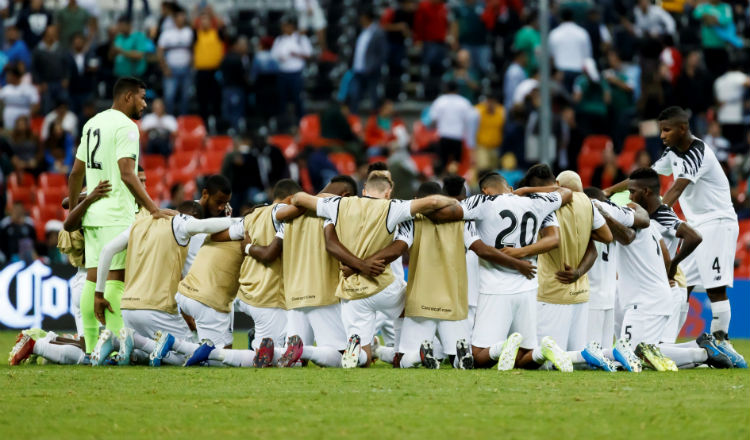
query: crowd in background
1 0 749 265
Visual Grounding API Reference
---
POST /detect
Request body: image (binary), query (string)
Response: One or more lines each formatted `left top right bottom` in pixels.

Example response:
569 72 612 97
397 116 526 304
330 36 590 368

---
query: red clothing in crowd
413 1 448 42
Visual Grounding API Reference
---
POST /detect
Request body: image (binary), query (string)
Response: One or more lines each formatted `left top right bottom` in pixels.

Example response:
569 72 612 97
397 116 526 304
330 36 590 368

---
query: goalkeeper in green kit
67 77 174 355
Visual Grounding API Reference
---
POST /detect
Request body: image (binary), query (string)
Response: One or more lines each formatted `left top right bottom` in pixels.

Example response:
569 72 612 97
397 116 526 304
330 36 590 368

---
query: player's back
76 109 140 227
237 204 285 308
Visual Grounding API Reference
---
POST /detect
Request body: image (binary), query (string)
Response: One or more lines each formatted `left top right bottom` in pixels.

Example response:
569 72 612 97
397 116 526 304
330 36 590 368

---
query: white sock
171 338 200 356
160 351 185 365
216 349 256 367
376 346 395 364
300 346 342 367
133 333 156 353
658 346 706 369
34 338 86 365
392 317 403 348
678 301 689 334
358 349 368 366
400 351 421 368
710 300 731 334
488 340 505 360
567 350 585 364
531 347 546 364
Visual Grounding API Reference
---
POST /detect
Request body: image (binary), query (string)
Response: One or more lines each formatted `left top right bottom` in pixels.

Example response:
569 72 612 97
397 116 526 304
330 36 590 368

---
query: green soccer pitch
1 331 748 440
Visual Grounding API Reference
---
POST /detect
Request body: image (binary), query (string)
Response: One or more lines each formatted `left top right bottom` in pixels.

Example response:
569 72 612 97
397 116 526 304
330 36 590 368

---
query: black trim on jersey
541 212 556 229
663 139 706 178
270 203 280 233
650 204 682 230
386 199 396 234
171 215 189 247
395 219 414 245
319 196 342 227
527 193 559 204
464 194 497 211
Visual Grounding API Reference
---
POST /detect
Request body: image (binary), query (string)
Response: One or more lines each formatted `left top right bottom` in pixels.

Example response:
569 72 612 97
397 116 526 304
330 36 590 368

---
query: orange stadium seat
199 151 225 176
30 117 44 137
8 186 33 210
174 134 204 152
167 168 199 186
268 134 298 160
582 135 613 153
369 155 388 164
31 205 63 232
347 114 363 137
205 136 234 153
617 150 638 173
36 187 66 207
411 154 436 178
177 115 206 138
328 152 356 175
142 154 167 171
8 172 36 190
622 135 646 153
411 121 438 151
38 172 66 190
183 180 198 199
146 182 166 203
168 151 199 171
299 114 322 147
144 169 165 186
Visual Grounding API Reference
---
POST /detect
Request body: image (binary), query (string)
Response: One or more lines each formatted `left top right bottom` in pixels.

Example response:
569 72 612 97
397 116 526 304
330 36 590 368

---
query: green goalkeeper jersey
75 108 140 227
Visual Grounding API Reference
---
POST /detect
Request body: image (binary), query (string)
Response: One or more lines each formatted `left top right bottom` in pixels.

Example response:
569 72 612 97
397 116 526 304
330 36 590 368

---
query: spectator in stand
112 16 153 80
0 201 37 264
452 0 491 74
693 0 738 80
0 64 38 130
591 143 627 189
548 8 592 92
222 36 252 131
194 11 225 129
573 58 611 136
659 35 682 85
675 50 713 137
294 0 329 54
414 0 450 99
474 93 505 170
3 24 31 74
41 219 67 265
15 0 51 50
40 100 77 141
272 18 312 123
348 9 387 114
320 101 363 161
603 49 636 150
503 50 527 111
633 0 676 40
66 32 97 116
637 68 674 158
7 116 42 175
705 119 731 165
31 24 69 114
428 81 477 173
158 6 194 116
140 98 177 157
634 149 651 170
582 6 612 63
42 120 73 174
94 25 118 97
163 182 185 209
512 10 540 76
442 49 480 104
364 99 406 152
498 152 524 188
55 0 93 48
380 0 416 100
713 58 750 147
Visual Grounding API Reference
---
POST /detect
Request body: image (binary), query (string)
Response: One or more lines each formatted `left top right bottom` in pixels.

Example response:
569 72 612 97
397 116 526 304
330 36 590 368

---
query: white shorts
175 292 233 347
620 306 670 347
467 305 477 333
235 301 287 350
587 308 614 348
69 268 86 337
286 303 348 350
340 280 405 347
297 6 327 31
661 286 687 344
472 289 538 350
122 309 193 340
398 316 471 356
374 310 397 346
682 219 738 290
536 301 589 351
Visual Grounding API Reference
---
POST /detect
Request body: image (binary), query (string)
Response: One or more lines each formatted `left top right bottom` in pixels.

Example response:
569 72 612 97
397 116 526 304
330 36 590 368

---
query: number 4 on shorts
712 257 721 274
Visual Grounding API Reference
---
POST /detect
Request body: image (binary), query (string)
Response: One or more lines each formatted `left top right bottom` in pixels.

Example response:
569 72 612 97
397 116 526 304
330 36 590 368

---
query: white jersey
589 199 636 310
650 204 683 259
465 222 480 308
461 192 562 295
652 137 736 225
228 203 285 240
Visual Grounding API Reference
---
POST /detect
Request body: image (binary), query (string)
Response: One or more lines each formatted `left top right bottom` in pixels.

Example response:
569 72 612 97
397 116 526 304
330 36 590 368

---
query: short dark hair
113 77 146 99
583 187 606 202
445 81 458 93
415 181 443 198
629 167 661 193
330 175 358 195
522 163 555 187
478 171 507 190
657 106 689 124
204 175 232 196
272 178 303 200
178 201 204 218
443 175 466 197
561 8 574 21
367 162 389 175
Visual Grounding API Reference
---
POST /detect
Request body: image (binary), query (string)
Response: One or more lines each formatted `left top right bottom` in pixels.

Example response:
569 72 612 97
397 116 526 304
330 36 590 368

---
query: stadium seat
582 135 613 153
299 114 322 148
328 152 356 175
411 121 438 151
36 187 66 207
205 136 234 153
174 134 204 152
616 150 638 173
30 116 44 137
739 219 750 238
8 172 36 190
8 186 34 210
31 204 63 225
411 154 436 178
622 135 646 153
146 181 166 203
183 180 198 199
168 151 199 171
268 134 299 160
199 151 225 176
144 169 166 186
142 154 167 171
177 115 207 138
39 172 67 190
369 155 388 164
659 175 673 196
347 114 363 137
167 168 199 186
579 168 595 187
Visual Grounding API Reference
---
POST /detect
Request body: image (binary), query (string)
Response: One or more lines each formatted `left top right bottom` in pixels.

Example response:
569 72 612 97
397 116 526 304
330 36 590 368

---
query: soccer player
66 77 171 355
91 201 234 366
607 106 740 348
429 172 575 371
598 173 732 370
291 171 460 367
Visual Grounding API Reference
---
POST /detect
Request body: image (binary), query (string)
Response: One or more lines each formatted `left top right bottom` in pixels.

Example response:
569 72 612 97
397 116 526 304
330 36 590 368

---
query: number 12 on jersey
86 128 102 170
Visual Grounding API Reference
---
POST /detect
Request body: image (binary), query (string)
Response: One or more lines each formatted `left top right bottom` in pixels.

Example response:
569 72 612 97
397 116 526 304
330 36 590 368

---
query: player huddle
7 80 747 372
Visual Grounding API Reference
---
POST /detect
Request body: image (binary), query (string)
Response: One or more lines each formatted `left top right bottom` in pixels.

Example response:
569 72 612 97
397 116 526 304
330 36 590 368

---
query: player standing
66 77 171 355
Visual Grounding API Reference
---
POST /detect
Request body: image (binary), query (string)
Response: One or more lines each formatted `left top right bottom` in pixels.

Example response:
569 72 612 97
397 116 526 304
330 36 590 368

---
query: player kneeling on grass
9 329 90 366
89 201 233 366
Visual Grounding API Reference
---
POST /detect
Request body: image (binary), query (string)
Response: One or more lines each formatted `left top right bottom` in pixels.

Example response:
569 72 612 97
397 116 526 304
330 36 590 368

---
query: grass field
1 331 748 440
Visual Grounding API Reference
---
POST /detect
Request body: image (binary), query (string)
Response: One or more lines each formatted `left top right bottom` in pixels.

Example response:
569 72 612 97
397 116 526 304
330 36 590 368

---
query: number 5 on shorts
625 325 632 341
